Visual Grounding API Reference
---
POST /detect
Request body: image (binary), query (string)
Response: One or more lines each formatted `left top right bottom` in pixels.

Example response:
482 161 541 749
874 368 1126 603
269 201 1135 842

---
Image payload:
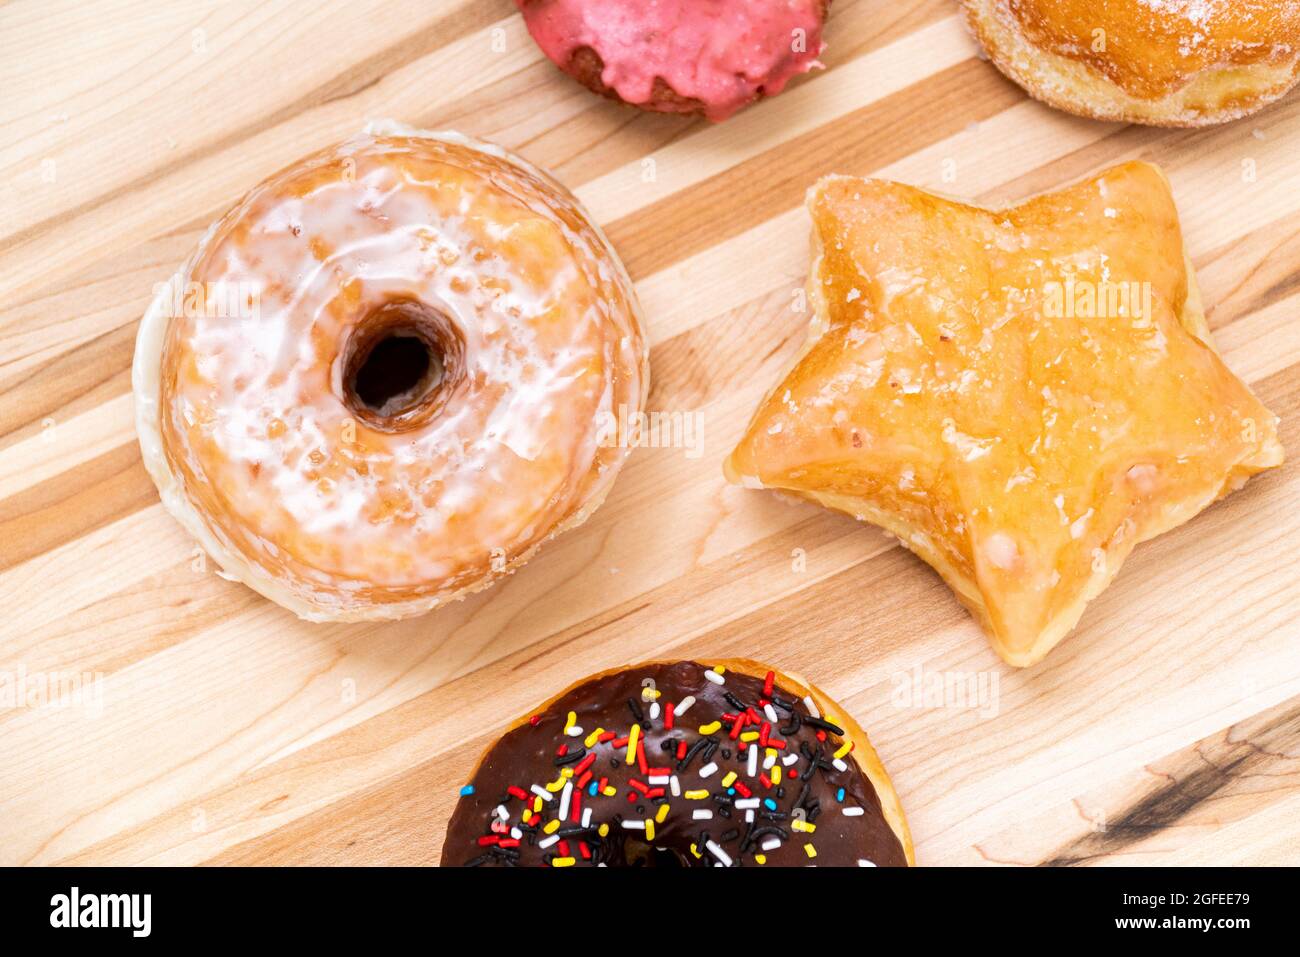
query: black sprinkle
554 746 587 766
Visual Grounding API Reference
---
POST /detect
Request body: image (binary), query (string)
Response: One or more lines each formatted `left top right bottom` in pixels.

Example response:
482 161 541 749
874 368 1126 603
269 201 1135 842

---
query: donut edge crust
962 0 1300 127
440 656 915 865
727 161 1280 668
133 120 651 623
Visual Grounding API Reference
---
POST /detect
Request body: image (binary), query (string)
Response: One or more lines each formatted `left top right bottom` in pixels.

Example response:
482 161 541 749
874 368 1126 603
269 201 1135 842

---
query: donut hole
353 334 438 414
342 299 463 430
621 838 688 867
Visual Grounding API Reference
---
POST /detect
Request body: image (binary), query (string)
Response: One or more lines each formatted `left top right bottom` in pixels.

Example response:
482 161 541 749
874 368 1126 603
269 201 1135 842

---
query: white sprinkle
763 703 779 723
649 702 661 720
648 775 670 785
510 827 522 839
735 798 760 810
705 840 734 867
858 859 877 867
581 808 592 828
832 758 848 773
530 785 554 802
747 744 758 777
565 725 584 738
704 669 725 686
763 753 777 770
745 809 755 823
842 806 865 817
670 774 681 797
495 805 509 820
692 810 713 821
782 754 798 767
803 695 821 718
538 834 560 849
699 762 719 778
761 838 782 851
622 819 647 830
558 781 573 819
675 695 696 716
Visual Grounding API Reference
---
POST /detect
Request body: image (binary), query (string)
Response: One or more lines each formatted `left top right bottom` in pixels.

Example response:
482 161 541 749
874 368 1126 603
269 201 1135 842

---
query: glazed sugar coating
965 0 1300 125
726 161 1283 666
517 0 829 121
151 132 646 620
442 662 909 867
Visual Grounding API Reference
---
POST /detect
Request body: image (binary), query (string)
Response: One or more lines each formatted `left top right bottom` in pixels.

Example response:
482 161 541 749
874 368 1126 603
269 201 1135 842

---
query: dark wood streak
1041 697 1300 866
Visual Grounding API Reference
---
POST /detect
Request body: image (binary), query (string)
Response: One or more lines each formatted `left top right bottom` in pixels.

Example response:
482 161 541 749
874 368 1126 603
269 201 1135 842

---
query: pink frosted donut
517 0 830 121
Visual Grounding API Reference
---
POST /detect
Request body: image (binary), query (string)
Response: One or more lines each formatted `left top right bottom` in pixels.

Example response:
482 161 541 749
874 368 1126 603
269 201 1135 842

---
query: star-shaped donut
725 161 1283 667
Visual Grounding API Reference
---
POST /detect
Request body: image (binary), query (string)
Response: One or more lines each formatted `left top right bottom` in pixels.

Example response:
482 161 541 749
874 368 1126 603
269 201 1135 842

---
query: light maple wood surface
1 0 1297 867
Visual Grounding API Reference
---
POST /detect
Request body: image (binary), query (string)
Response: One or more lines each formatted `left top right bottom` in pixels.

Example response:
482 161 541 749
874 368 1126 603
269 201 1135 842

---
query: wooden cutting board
2 0 1298 866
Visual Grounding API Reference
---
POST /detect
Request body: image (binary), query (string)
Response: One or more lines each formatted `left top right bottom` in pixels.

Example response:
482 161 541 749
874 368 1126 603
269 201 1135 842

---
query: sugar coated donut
134 121 648 622
964 0 1300 126
517 0 830 121
442 659 913 867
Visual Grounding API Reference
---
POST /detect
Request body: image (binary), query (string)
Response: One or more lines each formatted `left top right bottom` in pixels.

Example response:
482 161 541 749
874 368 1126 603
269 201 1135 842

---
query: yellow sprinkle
690 843 702 859
532 797 542 812
792 819 817 834
546 776 566 792
804 843 817 859
721 771 737 788
602 786 618 797
598 823 610 837
585 728 604 748
561 767 573 779
684 789 710 800
714 666 726 674
564 710 577 731
740 731 760 742
640 687 662 702
698 721 721 735
645 820 655 841
834 738 853 760
544 819 561 835
755 854 767 865
552 857 576 868
772 765 782 785
655 803 671 823
626 723 641 764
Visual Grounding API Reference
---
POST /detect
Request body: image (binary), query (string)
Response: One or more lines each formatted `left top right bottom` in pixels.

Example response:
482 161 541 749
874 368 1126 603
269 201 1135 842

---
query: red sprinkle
665 703 675 730
763 671 775 696
556 743 568 756
528 714 541 727
729 715 746 740
478 835 500 846
507 785 528 801
759 772 773 789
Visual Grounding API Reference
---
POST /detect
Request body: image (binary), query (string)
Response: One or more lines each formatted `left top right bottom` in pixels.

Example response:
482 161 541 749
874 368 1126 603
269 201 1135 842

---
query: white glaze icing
134 122 648 621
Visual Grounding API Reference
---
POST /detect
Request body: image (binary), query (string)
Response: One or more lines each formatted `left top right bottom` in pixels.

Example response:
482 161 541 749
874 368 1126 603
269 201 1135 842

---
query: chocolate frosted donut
442 660 913 867
517 0 831 121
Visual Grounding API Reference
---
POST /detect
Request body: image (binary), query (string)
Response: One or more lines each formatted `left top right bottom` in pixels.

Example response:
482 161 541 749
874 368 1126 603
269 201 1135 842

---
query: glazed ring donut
134 121 648 622
964 0 1300 126
442 659 913 867
517 0 831 121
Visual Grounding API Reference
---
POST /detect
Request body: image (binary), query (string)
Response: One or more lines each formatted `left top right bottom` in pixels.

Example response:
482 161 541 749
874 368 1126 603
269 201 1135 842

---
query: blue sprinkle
727 787 736 796
460 785 475 797
836 788 845 802
764 798 778 811
588 783 598 796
